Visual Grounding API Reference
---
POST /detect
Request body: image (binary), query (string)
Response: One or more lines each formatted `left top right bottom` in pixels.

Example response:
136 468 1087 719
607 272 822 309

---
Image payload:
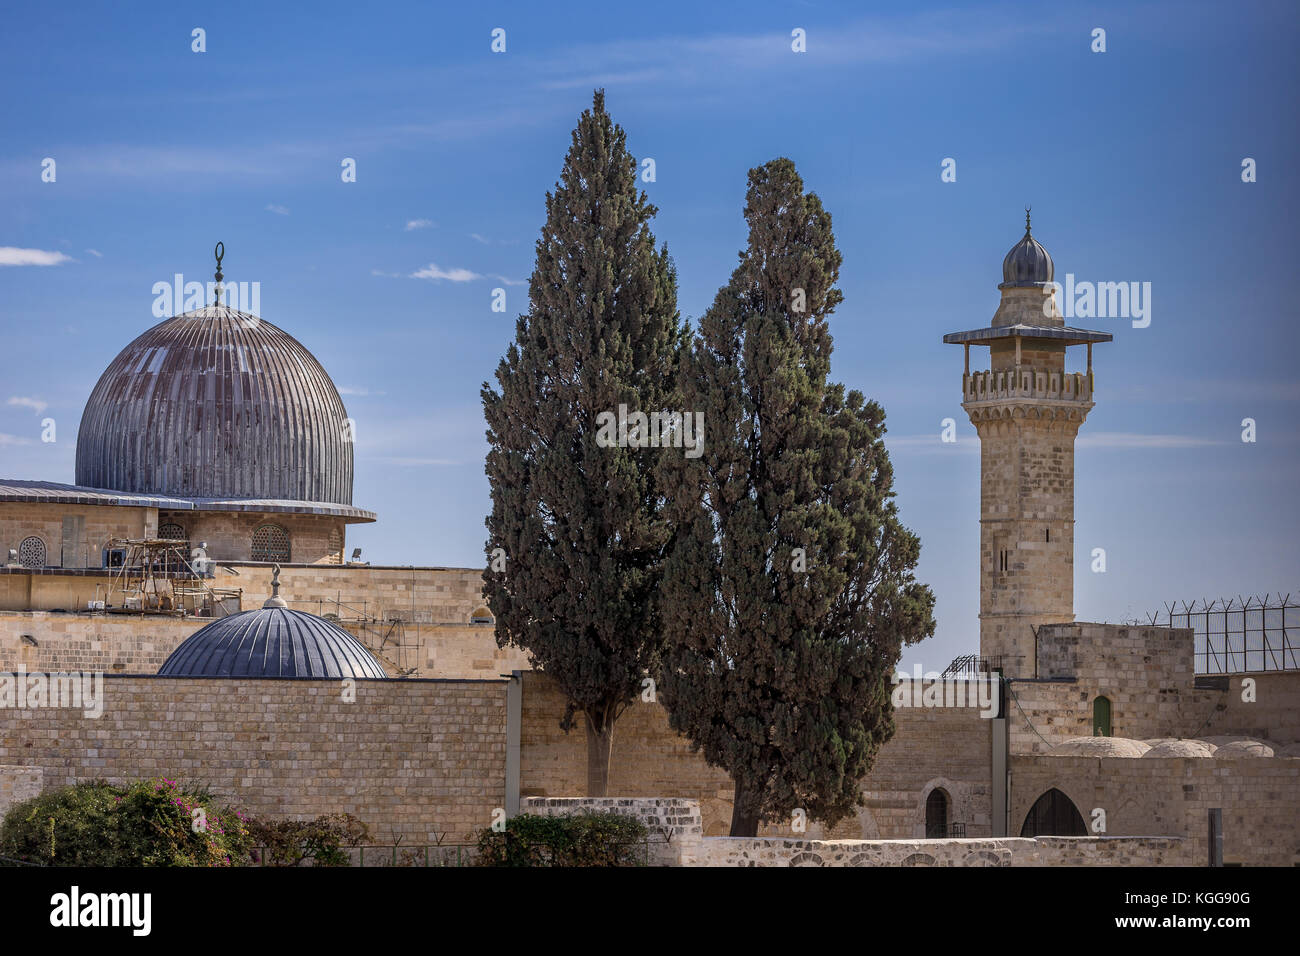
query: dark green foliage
482 90 686 794
245 812 370 866
0 778 252 866
474 810 648 867
657 158 936 836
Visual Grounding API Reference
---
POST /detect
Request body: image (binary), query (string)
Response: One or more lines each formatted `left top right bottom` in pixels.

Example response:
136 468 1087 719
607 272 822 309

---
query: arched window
251 524 291 563
1020 788 1087 837
158 522 189 572
18 536 46 569
1093 695 1112 737
470 606 494 625
925 789 950 838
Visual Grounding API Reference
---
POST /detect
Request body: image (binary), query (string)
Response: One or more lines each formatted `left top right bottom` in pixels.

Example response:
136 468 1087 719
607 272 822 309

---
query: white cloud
266 204 290 215
469 233 490 244
405 219 435 231
85 248 103 258
0 247 73 267
0 433 32 446
410 263 482 282
1077 432 1224 449
7 396 48 415
370 269 402 278
338 385 386 397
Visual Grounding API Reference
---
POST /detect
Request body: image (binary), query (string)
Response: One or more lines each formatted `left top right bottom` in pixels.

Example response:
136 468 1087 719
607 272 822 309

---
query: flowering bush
0 778 253 867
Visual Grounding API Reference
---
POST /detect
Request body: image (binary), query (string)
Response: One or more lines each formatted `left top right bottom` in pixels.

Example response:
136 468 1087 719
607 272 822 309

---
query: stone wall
518 672 994 839
0 764 43 819
0 676 509 845
519 797 702 866
0 563 531 680
687 834 1186 867
0 502 152 572
157 510 349 565
1009 624 1300 753
1010 753 1300 866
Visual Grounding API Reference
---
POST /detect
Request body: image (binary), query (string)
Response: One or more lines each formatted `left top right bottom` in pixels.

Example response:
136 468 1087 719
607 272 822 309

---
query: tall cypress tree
482 91 684 796
658 158 935 836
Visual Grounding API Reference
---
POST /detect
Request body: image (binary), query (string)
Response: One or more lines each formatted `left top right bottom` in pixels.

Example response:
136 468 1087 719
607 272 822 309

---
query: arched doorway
925 788 950 838
1020 788 1087 837
1093 696 1112 737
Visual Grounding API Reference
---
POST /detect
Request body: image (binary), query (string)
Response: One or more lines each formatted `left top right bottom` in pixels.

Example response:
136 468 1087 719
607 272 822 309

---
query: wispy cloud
1076 432 1224 449
885 435 978 455
338 385 387 397
85 248 103 258
410 263 482 282
0 247 73 267
405 219 435 231
266 204 290 215
0 433 33 446
7 396 48 415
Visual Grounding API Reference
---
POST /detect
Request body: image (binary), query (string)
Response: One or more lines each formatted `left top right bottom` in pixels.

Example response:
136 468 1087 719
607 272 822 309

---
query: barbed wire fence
1143 592 1298 674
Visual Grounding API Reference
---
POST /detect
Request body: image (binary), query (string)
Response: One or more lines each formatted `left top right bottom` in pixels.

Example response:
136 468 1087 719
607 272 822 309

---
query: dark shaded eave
0 479 376 523
943 323 1114 346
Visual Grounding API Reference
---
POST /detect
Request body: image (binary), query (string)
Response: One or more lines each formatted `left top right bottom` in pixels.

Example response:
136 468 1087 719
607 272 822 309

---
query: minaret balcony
962 368 1093 406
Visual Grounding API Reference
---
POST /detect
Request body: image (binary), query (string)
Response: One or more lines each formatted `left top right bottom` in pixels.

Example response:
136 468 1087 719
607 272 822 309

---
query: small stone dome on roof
1211 739 1274 759
157 566 387 679
1049 736 1151 758
1000 210 1054 289
1143 740 1218 758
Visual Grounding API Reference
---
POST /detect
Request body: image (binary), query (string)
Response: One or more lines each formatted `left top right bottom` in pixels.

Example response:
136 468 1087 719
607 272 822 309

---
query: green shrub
245 813 369 866
0 778 253 867
474 810 648 867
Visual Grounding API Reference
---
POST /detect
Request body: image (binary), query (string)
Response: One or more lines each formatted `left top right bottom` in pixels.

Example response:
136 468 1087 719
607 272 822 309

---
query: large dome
75 305 354 504
158 605 388 679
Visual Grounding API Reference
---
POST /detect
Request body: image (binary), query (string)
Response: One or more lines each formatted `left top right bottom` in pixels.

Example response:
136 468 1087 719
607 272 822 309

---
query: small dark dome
158 606 388 679
1000 212 1054 288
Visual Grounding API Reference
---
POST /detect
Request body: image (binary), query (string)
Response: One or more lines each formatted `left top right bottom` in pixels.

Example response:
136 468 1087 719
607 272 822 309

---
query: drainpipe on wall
505 669 522 817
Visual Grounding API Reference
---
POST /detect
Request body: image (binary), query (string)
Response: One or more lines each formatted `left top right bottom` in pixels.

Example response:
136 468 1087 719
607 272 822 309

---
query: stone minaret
944 213 1111 677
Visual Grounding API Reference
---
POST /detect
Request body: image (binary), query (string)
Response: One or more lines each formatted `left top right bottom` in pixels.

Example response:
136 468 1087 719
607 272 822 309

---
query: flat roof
0 479 376 522
943 323 1114 346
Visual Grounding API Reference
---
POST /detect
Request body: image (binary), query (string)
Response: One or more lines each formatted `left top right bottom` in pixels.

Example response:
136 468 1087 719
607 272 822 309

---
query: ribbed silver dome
75 305 354 503
1000 215 1054 288
157 606 388 679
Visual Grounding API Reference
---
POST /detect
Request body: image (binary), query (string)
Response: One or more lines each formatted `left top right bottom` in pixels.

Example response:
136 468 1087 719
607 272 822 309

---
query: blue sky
1 0 1297 671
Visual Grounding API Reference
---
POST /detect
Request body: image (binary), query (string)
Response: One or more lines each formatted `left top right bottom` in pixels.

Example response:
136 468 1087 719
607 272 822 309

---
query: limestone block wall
0 676 509 845
1009 754 1300 866
518 673 993 840
687 835 1186 867
0 611 193 674
1009 625 1300 753
519 796 703 866
0 503 151 570
0 764 43 818
159 511 347 565
0 563 531 680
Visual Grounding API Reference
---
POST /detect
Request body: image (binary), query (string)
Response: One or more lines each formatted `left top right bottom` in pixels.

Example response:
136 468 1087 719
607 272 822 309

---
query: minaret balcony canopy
943 323 1113 348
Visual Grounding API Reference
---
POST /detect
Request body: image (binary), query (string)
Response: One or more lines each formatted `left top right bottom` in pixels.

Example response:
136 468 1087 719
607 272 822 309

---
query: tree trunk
584 712 614 797
729 776 760 837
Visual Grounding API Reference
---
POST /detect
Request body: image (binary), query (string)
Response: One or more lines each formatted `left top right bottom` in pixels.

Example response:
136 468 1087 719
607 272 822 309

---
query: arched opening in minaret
1020 788 1087 837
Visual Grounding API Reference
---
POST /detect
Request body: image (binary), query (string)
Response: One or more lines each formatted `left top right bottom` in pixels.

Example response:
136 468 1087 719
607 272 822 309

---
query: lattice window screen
251 524 291 563
18 536 46 569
